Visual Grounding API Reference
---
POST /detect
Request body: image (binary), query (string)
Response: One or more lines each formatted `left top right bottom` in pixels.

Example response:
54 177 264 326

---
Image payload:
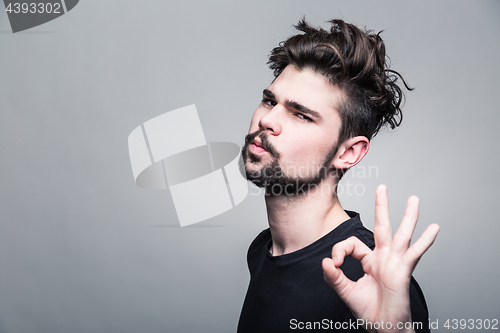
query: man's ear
331 136 369 170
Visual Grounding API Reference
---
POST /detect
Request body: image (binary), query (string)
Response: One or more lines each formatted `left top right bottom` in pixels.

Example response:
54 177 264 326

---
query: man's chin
244 167 268 187
244 168 330 197
243 157 275 174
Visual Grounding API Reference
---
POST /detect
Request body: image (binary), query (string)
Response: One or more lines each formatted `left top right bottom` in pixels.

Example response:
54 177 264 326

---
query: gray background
1 0 499 332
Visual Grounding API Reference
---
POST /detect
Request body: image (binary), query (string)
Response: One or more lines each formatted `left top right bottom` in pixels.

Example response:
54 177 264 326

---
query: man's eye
262 98 277 107
296 113 313 122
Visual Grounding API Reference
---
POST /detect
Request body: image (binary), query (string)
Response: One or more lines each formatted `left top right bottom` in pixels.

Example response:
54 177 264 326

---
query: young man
237 19 440 333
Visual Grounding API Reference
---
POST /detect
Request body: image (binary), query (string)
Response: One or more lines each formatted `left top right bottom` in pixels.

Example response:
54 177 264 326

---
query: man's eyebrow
263 89 275 100
285 100 322 119
263 89 322 119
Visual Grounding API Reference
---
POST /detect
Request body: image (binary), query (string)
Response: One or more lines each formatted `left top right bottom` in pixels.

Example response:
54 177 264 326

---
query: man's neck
264 179 350 256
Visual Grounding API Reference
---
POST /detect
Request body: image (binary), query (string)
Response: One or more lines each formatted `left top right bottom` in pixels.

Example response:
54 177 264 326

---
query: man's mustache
244 130 280 159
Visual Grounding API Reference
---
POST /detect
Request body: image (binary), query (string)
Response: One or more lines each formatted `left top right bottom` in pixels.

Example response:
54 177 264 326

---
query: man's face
242 65 344 196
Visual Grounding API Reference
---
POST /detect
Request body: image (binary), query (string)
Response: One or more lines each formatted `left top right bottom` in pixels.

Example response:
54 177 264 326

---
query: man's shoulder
325 211 374 249
248 228 271 251
246 228 271 265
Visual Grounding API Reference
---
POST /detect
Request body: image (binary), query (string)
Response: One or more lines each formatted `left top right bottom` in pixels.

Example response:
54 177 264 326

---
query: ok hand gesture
322 185 440 333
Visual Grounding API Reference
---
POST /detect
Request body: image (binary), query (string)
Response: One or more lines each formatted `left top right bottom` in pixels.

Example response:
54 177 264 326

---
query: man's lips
250 139 267 154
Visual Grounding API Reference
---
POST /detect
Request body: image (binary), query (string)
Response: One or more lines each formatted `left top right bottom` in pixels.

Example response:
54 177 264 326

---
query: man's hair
268 19 412 146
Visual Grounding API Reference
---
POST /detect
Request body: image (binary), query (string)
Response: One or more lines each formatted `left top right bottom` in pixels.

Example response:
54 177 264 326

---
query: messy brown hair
268 19 412 146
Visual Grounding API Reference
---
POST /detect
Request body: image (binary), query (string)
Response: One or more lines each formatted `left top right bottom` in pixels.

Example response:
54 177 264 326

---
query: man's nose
258 107 282 136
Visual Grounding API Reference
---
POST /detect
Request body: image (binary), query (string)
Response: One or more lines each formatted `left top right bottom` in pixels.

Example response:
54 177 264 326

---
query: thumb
322 257 354 299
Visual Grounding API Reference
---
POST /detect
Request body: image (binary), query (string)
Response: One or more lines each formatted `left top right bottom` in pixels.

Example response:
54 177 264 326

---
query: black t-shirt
237 211 430 333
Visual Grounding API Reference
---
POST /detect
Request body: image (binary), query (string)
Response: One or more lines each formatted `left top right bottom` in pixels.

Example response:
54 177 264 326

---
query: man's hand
322 185 440 333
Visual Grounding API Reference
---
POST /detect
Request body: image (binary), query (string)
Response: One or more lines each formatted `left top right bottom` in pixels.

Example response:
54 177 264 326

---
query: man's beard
241 130 339 197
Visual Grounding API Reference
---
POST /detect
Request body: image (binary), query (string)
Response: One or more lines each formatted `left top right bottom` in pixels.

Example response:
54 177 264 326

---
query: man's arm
322 185 440 333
